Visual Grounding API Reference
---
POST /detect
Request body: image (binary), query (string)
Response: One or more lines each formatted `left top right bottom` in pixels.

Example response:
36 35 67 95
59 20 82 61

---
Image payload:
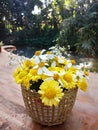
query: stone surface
0 50 98 130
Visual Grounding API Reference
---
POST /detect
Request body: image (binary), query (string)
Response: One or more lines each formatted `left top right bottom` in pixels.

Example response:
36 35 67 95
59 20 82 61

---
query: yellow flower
28 69 41 82
60 72 76 89
13 68 27 84
63 72 73 83
48 67 63 72
38 62 45 67
22 60 32 68
22 75 31 89
63 59 68 65
29 69 37 76
84 71 89 76
53 73 59 80
31 76 41 82
31 58 35 66
69 67 77 73
78 78 88 92
35 50 41 56
38 80 64 106
46 51 52 54
71 60 76 65
13 67 22 77
54 56 58 62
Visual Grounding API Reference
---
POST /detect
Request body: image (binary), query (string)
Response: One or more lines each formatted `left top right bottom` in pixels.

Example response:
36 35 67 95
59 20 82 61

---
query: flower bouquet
13 46 89 126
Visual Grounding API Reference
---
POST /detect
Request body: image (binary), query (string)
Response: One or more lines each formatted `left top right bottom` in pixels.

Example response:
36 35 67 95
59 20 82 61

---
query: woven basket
21 85 78 126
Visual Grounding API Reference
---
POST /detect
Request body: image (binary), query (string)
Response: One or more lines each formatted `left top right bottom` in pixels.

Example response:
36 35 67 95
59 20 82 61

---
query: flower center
45 87 56 99
23 60 31 67
46 51 52 54
84 71 89 76
30 69 37 75
53 73 59 80
54 57 58 62
35 50 41 56
63 73 72 82
39 62 45 67
71 60 76 65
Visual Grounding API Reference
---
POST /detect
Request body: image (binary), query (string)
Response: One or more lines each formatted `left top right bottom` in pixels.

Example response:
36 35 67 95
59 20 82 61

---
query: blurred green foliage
58 1 98 57
0 0 98 56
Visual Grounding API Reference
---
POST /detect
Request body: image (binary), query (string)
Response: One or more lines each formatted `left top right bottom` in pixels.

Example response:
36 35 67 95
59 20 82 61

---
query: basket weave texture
21 85 78 126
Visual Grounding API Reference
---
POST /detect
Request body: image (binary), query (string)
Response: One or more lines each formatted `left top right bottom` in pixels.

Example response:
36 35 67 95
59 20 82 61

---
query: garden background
0 0 98 71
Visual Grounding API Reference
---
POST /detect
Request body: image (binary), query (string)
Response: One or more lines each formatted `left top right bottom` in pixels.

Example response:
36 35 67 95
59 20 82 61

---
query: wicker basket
21 85 78 126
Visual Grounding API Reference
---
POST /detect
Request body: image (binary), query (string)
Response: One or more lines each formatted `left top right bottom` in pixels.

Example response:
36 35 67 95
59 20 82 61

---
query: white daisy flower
33 49 46 64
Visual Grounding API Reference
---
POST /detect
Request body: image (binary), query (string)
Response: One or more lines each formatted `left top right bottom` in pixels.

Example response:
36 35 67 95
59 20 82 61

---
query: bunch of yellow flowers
13 46 89 106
